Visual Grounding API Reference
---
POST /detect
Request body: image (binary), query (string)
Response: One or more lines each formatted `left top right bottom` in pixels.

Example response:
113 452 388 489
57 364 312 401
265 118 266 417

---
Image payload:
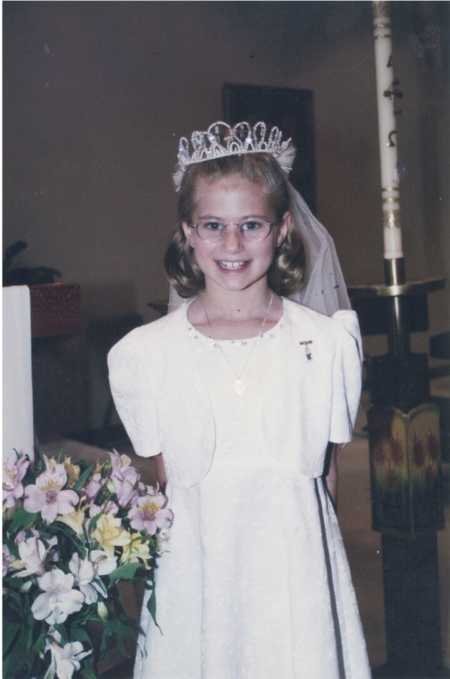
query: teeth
218 260 246 270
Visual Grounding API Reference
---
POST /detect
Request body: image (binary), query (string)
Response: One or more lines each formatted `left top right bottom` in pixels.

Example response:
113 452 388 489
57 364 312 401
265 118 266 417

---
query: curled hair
164 153 305 298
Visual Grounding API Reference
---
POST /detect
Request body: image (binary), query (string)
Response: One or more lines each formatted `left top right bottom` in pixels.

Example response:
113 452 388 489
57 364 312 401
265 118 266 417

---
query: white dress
115 307 372 679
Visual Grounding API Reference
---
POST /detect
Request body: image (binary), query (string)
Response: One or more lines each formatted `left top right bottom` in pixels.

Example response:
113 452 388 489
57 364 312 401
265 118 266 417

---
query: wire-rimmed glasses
191 217 277 243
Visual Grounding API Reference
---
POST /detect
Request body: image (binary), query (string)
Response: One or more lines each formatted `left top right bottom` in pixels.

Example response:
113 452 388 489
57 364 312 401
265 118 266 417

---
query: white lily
12 535 56 578
68 553 104 604
3 545 14 576
44 631 91 679
31 568 84 625
89 549 117 576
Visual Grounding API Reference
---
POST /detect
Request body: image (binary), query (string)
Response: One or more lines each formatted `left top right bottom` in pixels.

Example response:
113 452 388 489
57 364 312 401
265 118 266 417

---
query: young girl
108 121 371 679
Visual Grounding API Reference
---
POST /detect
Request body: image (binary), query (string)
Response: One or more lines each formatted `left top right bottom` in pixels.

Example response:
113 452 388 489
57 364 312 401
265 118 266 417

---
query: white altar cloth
3 286 34 458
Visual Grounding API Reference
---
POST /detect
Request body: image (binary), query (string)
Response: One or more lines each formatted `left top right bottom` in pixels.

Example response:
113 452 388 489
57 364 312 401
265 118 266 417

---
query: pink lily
128 492 174 536
24 457 78 523
109 451 140 507
3 450 30 508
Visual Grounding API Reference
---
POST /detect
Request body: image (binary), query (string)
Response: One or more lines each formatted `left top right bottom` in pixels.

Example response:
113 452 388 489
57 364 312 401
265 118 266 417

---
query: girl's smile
216 259 250 271
182 175 289 296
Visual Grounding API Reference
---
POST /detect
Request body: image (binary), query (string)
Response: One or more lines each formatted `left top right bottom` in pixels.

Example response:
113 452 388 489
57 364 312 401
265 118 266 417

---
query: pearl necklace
199 293 274 397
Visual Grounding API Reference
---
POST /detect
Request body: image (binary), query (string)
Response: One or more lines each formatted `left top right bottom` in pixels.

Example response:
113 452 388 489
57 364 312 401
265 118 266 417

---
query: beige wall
4 2 449 427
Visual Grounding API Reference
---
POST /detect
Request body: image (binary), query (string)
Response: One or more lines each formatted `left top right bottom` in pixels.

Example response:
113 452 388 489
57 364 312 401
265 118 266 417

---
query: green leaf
7 507 39 533
32 629 48 656
3 649 20 679
146 584 161 631
81 662 97 679
87 511 102 535
3 622 20 655
108 562 140 583
94 577 108 599
69 625 92 646
33 447 48 475
25 620 34 652
74 463 95 492
96 616 135 665
4 625 29 674
53 623 68 644
52 521 85 555
4 584 31 608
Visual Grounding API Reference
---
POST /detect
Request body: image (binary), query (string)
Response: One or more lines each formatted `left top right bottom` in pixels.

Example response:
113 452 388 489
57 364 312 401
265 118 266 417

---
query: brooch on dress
299 340 313 360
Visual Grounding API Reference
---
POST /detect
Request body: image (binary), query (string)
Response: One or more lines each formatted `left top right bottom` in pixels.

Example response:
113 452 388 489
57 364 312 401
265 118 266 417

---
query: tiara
173 121 296 191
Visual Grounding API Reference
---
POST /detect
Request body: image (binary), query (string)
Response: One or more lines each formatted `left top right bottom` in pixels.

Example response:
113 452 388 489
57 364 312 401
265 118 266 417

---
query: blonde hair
164 153 304 298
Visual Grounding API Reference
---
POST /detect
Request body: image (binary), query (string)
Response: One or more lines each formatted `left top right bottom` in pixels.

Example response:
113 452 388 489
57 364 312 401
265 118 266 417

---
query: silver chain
199 293 274 396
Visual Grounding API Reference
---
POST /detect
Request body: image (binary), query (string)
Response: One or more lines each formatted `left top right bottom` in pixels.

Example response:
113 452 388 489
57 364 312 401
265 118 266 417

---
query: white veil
168 180 351 317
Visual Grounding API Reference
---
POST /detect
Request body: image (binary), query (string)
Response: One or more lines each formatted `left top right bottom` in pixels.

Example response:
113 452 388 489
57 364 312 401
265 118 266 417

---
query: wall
4 2 448 427
4 2 338 320
278 1 450 351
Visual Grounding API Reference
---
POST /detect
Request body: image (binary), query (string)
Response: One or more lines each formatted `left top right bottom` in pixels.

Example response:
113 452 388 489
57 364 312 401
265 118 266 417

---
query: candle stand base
375 533 445 677
373 664 450 678
350 277 447 678
368 400 446 676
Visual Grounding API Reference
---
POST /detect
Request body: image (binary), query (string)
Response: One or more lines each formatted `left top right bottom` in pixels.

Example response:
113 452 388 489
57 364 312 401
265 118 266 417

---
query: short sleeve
329 310 363 444
107 334 161 458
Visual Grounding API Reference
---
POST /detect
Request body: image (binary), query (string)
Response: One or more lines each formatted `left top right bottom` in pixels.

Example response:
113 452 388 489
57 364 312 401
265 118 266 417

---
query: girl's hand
149 453 167 494
325 444 339 509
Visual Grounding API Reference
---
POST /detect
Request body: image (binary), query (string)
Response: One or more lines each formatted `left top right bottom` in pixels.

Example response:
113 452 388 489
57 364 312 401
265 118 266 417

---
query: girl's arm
325 444 339 508
149 453 167 494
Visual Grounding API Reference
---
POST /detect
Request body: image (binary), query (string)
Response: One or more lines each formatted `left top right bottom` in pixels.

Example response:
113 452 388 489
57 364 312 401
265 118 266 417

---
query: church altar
3 285 34 458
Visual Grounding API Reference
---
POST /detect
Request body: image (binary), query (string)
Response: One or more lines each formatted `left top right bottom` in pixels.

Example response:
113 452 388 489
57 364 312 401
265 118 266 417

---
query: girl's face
182 174 289 295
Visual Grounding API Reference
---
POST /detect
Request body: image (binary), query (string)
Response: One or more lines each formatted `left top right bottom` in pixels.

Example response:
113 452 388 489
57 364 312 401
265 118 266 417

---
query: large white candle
3 286 35 459
372 1 404 260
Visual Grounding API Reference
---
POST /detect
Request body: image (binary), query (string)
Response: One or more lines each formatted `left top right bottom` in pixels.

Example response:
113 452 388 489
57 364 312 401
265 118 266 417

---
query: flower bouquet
3 449 173 679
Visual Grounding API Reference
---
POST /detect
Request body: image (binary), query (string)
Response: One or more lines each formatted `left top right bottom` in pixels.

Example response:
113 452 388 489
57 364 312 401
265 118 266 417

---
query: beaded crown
173 121 296 191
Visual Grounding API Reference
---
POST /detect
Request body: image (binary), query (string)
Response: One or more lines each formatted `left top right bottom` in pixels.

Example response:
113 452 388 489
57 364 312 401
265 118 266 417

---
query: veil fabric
285 183 351 315
168 181 351 317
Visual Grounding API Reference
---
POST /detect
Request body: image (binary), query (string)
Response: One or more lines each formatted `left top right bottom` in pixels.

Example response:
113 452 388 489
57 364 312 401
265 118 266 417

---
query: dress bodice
186 311 288 462
108 297 362 487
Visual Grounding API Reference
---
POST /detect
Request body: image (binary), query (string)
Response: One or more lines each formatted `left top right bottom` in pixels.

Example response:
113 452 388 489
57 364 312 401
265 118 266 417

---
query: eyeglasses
191 217 277 243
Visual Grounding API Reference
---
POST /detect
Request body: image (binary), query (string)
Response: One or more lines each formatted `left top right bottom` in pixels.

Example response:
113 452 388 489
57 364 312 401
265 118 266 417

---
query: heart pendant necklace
200 293 274 397
234 378 246 397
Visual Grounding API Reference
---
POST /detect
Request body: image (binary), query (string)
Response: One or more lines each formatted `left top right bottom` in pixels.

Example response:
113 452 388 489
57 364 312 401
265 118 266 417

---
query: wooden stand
350 278 449 678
